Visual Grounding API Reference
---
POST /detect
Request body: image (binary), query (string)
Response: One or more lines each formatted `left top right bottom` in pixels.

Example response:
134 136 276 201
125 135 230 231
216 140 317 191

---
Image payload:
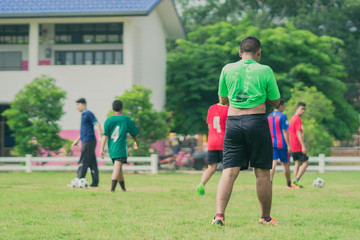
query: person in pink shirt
289 102 308 188
196 103 229 196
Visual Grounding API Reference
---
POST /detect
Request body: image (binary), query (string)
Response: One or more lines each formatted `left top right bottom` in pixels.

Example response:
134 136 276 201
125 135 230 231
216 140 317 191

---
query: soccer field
0 171 359 240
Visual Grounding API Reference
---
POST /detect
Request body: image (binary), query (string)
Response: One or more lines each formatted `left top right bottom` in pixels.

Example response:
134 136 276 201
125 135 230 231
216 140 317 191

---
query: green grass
0 171 359 239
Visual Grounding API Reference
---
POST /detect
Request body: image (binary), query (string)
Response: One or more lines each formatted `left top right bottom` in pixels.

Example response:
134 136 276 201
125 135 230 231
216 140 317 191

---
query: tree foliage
259 25 358 140
2 75 66 156
175 0 360 109
112 85 169 156
167 22 238 134
167 20 358 138
284 87 334 156
176 1 360 77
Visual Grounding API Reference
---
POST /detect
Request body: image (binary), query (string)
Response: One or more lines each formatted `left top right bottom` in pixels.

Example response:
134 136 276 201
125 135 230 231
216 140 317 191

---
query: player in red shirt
289 102 308 188
196 103 229 195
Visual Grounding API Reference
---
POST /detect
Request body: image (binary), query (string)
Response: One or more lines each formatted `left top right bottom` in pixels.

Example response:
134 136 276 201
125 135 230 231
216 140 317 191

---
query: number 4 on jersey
111 126 120 142
213 116 221 133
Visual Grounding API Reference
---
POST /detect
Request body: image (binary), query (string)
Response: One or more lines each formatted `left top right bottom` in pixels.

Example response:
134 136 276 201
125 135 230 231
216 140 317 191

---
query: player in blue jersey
72 98 102 188
267 99 297 189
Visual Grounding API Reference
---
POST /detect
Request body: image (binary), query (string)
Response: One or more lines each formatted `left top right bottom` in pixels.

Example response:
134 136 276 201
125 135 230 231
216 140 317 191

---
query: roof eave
153 0 186 40
0 11 149 18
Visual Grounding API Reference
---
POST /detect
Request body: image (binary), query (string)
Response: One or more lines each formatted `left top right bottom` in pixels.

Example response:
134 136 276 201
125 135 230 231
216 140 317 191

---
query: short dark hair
112 100 123 112
240 36 261 53
275 98 285 109
297 102 306 108
76 98 86 105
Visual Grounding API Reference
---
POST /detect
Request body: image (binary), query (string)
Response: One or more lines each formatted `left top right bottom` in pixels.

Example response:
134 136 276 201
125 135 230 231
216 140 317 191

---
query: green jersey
103 114 139 158
218 59 280 108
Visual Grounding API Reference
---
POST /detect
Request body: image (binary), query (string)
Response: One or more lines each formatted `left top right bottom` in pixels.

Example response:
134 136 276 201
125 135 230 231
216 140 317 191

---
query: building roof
0 0 186 39
0 0 162 17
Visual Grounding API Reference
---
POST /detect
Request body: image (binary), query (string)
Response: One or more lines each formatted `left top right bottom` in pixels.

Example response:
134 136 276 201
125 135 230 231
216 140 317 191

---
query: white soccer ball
78 178 89 188
313 177 325 188
70 178 79 188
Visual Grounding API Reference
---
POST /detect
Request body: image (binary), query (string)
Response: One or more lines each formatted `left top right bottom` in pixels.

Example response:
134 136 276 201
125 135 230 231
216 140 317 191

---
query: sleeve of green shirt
266 68 281 100
127 118 139 137
218 67 228 97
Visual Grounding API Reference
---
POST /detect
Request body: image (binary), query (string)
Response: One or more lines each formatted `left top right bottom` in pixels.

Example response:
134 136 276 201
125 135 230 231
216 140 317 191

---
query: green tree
167 21 247 134
175 0 360 110
259 25 358 140
167 20 358 138
111 85 169 156
284 87 334 156
2 75 67 156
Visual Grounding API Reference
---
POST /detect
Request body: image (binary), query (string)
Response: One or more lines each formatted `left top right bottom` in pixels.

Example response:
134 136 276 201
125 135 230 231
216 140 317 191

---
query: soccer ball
78 178 89 188
313 177 325 188
70 178 79 188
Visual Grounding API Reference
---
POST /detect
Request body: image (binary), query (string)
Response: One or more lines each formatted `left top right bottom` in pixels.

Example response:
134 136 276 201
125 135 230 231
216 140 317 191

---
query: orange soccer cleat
211 216 225 226
258 217 283 226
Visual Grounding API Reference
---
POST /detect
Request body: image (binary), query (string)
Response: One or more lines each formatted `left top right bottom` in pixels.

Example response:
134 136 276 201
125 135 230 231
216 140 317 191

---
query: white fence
276 154 360 173
0 154 359 173
0 154 158 174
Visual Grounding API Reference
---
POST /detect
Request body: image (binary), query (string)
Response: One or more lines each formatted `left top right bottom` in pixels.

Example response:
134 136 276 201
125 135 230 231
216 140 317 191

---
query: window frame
55 23 123 44
0 24 29 44
55 50 123 65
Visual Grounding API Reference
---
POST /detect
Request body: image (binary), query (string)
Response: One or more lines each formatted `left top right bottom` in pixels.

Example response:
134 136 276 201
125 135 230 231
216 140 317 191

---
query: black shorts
292 152 309 162
112 157 127 164
207 150 223 164
222 114 272 170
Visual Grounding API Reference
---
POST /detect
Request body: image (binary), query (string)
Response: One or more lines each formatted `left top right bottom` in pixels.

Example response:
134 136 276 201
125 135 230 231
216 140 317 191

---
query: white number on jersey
111 126 120 143
213 116 221 133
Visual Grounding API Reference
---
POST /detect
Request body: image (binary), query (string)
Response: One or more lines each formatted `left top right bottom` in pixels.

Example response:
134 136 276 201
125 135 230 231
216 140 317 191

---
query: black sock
111 180 117 192
287 181 291 187
119 181 126 191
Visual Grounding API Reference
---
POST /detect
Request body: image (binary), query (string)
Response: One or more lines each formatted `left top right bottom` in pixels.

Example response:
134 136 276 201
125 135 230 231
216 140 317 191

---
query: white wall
130 10 167 111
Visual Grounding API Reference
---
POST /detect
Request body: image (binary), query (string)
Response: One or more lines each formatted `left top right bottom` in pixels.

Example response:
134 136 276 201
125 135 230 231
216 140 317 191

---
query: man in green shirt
212 36 282 226
100 100 139 192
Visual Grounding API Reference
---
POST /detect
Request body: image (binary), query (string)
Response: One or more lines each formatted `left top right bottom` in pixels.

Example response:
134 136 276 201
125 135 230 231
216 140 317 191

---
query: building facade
0 0 185 156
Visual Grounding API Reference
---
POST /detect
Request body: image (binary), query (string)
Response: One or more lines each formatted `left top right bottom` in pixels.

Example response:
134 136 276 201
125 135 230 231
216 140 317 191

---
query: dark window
82 24 94 32
114 51 123 64
65 52 74 65
0 24 29 44
72 33 82 44
108 23 121 31
83 34 94 44
84 51 93 65
95 52 103 65
55 23 123 44
55 52 64 65
95 34 107 43
56 24 68 33
108 34 119 43
95 24 107 32
105 51 113 64
69 24 81 32
75 52 83 65
55 50 123 65
0 52 22 71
